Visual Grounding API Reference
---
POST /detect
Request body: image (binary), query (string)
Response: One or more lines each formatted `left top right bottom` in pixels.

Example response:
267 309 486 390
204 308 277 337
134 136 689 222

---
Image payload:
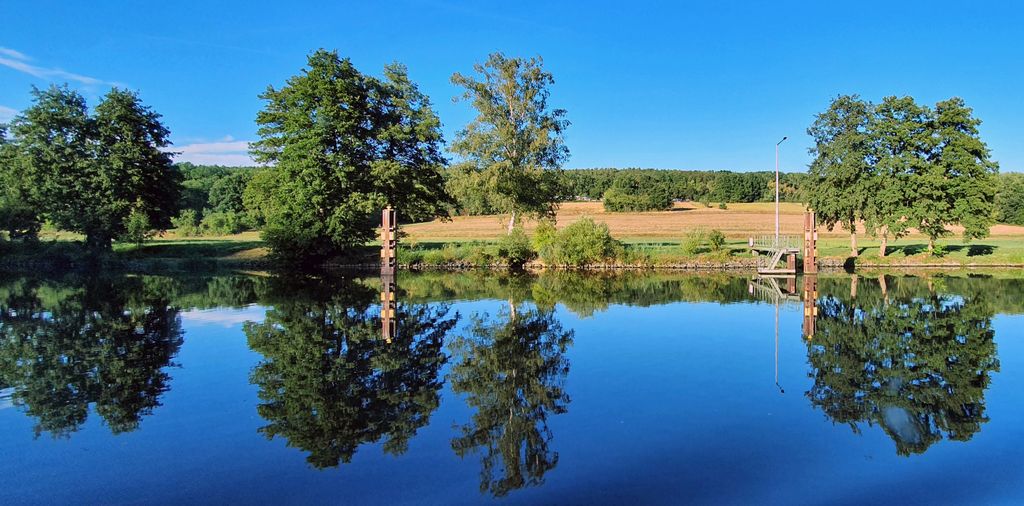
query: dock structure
750 235 800 274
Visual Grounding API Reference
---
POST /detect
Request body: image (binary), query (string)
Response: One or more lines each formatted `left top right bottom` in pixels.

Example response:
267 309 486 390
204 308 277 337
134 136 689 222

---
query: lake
1 271 1023 504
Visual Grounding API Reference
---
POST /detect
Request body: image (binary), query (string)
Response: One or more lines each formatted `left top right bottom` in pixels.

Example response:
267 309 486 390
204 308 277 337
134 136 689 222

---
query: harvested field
403 201 1024 241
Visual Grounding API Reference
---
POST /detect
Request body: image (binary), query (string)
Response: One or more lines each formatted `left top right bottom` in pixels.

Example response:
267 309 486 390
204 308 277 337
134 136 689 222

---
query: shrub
718 202 728 210
200 210 246 236
681 227 726 255
707 229 726 251
172 209 200 237
497 227 535 269
681 227 708 256
543 217 623 267
121 207 152 248
532 219 558 259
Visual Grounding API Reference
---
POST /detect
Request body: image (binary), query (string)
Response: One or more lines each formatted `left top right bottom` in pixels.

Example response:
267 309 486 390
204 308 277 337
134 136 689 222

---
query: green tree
807 95 874 257
449 304 573 497
10 86 180 252
208 170 253 215
250 50 451 262
602 173 673 212
245 276 459 468
867 96 932 256
451 53 569 233
926 97 998 248
0 125 42 240
996 173 1024 225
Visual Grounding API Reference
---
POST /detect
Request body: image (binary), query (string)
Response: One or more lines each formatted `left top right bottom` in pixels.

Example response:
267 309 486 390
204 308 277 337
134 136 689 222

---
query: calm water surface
1 271 1023 504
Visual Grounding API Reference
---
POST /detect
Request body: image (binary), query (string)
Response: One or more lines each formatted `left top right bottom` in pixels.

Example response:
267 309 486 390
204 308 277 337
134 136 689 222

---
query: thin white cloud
0 46 112 86
0 105 16 123
165 137 256 166
0 47 30 60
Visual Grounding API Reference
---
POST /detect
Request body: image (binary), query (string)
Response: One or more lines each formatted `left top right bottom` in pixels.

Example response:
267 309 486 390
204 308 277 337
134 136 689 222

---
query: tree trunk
928 237 935 254
850 274 858 299
507 210 516 235
85 232 112 255
878 275 889 304
850 231 858 257
879 234 888 258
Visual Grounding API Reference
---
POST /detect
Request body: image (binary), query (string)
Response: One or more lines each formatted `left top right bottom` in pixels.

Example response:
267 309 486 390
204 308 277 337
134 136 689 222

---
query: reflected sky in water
1 272 1023 504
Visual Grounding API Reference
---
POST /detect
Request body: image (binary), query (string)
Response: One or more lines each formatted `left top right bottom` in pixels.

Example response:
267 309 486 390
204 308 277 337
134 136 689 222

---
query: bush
718 202 728 210
542 217 623 267
200 210 246 236
708 229 726 251
532 220 558 259
172 209 200 237
497 227 535 268
121 207 152 248
681 227 726 255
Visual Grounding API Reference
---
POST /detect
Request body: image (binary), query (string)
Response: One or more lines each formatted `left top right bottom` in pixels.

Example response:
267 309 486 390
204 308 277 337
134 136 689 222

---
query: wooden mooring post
381 206 397 276
803 211 818 274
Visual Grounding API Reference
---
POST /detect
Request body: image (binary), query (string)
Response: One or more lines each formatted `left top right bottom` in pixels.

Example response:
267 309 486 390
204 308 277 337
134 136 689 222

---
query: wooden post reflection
381 273 397 344
802 275 817 340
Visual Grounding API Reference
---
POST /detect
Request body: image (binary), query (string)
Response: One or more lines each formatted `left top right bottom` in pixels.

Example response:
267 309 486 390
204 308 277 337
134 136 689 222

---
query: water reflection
0 276 183 437
448 301 573 497
244 275 459 468
806 275 1000 455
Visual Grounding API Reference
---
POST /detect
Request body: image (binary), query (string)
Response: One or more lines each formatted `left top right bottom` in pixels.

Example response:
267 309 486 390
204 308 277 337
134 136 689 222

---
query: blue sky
1 1 1021 171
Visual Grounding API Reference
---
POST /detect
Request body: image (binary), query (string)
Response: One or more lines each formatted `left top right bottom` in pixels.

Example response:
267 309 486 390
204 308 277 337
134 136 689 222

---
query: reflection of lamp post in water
774 301 784 394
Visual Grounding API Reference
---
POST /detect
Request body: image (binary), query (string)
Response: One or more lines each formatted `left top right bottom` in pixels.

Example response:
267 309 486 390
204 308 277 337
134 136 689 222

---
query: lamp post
775 136 787 245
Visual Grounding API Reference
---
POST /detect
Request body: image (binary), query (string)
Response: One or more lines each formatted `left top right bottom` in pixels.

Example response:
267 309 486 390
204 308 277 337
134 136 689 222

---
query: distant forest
176 162 1024 228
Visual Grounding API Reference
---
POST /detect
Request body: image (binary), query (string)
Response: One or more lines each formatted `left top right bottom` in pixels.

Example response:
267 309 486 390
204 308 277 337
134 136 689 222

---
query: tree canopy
250 50 451 262
450 53 569 232
808 95 998 256
8 85 180 251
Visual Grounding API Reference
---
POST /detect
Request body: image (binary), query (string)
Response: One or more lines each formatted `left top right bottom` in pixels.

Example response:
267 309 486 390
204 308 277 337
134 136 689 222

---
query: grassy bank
6 202 1024 271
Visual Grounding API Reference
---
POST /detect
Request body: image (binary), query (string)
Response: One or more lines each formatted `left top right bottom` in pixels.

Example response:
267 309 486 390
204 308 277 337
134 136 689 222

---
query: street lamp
775 136 787 245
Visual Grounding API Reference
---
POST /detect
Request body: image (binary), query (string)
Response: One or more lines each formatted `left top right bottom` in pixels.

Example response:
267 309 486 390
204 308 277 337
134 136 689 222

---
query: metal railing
749 234 799 252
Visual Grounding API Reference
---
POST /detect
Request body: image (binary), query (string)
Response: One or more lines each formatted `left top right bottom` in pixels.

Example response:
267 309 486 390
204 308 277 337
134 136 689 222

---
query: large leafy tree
0 124 42 240
806 95 874 257
450 53 569 233
250 50 451 261
926 97 998 248
448 303 573 497
10 85 180 251
866 96 932 256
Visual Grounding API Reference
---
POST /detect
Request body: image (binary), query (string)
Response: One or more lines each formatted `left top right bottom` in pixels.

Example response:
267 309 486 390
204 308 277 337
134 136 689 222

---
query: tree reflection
448 303 573 497
0 276 183 437
244 276 459 468
806 276 999 455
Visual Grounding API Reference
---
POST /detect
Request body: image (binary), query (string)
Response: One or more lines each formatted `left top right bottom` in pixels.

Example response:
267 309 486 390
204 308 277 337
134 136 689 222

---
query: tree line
1 51 1019 263
807 95 1000 256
